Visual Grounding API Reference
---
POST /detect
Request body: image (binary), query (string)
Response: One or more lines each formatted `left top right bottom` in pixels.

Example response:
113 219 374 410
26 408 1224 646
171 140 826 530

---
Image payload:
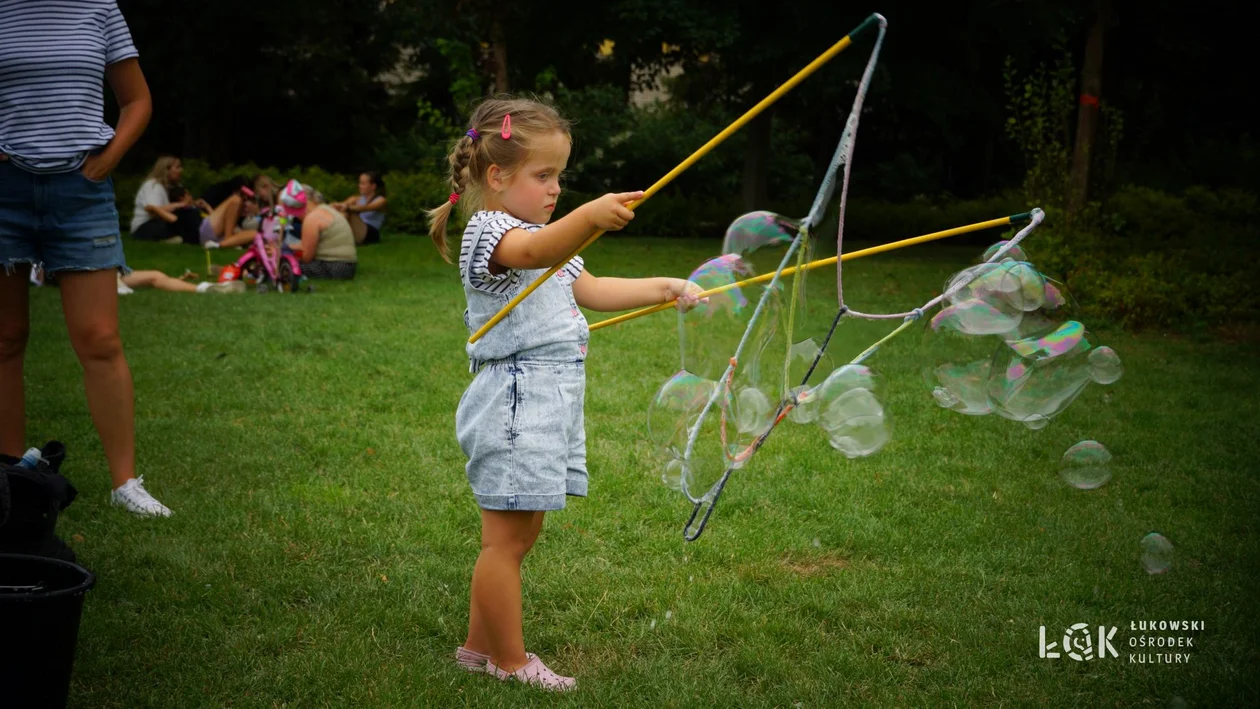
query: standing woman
0 1 172 516
333 171 387 245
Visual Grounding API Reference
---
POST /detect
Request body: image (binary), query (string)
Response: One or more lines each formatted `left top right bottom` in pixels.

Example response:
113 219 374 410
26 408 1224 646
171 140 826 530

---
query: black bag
0 441 77 563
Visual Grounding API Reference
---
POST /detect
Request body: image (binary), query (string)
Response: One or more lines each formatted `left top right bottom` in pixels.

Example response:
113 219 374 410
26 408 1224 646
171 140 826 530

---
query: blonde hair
426 95 571 262
148 155 180 184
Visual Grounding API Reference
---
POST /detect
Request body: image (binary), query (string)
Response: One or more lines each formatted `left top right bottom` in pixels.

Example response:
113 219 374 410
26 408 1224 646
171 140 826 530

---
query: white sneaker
197 281 245 294
203 240 221 250
116 273 134 295
111 476 173 517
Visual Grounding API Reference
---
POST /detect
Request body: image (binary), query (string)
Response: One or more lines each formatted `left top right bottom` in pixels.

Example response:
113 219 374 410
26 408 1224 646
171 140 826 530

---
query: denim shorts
0 160 127 274
456 359 587 511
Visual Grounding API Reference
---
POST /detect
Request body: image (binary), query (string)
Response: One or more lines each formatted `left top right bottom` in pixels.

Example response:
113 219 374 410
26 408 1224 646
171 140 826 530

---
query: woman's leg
208 195 236 238
0 265 31 456
217 228 257 248
57 270 135 488
465 509 545 671
121 270 198 293
347 212 368 244
131 218 172 242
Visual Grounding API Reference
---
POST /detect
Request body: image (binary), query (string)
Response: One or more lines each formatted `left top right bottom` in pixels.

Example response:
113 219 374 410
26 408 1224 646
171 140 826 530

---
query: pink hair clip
500 114 512 140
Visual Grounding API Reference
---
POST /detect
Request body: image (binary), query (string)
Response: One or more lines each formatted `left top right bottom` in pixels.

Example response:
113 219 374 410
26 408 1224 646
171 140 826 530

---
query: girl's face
491 131 569 224
167 160 183 183
358 173 375 195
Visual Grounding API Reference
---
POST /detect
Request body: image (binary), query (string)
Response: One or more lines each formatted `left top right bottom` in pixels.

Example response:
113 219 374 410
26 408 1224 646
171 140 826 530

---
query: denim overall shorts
455 219 590 511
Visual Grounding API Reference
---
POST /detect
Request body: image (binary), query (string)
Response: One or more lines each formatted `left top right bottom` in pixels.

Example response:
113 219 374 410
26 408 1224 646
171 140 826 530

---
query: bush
1024 185 1259 329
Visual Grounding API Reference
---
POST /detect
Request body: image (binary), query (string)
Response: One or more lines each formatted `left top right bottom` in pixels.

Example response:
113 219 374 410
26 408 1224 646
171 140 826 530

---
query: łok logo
1040 623 1119 660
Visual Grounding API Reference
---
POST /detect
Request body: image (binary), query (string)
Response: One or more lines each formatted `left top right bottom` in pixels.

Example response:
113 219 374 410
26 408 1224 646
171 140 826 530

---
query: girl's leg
57 270 135 488
465 509 545 671
0 265 31 456
121 270 197 293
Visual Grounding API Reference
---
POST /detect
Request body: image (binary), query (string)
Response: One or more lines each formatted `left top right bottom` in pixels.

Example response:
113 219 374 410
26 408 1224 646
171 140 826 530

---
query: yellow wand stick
587 213 1031 333
468 15 884 345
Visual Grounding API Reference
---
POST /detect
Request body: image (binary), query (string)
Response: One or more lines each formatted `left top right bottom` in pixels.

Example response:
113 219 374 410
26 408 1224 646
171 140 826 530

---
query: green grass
21 234 1259 707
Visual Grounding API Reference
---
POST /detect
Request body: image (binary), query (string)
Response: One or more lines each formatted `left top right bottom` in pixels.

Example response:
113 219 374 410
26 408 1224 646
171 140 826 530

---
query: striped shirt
459 211 584 295
0 0 138 173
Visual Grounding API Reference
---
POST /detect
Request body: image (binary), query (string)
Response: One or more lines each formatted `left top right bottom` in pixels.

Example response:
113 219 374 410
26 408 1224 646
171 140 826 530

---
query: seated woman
130 156 208 242
200 180 260 249
295 186 357 279
332 171 387 245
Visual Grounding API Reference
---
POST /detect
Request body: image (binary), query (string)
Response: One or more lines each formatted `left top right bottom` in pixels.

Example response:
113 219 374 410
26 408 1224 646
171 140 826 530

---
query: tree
1068 0 1111 212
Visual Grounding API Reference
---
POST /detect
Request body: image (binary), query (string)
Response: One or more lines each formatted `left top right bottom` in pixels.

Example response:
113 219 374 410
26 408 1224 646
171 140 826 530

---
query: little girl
427 96 702 691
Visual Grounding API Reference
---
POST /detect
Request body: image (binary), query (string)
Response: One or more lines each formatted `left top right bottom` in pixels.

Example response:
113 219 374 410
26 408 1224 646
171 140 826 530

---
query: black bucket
0 553 95 709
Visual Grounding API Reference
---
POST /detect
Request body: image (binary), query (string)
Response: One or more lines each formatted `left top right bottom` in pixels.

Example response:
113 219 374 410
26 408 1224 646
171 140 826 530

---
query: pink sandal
454 646 490 672
487 654 576 692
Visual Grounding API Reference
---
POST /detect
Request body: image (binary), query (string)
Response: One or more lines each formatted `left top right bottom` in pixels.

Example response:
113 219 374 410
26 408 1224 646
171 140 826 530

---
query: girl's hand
667 278 708 312
586 191 644 231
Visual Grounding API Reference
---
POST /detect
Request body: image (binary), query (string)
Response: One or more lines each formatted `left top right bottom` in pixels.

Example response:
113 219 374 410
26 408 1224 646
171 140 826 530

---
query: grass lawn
20 233 1259 707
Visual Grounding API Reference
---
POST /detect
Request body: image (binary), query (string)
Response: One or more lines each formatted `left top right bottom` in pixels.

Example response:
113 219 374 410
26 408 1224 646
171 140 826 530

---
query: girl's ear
486 164 503 192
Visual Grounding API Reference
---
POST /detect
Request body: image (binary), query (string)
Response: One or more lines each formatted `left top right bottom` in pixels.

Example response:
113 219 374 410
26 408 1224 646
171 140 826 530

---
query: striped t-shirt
459 211 584 295
0 0 138 173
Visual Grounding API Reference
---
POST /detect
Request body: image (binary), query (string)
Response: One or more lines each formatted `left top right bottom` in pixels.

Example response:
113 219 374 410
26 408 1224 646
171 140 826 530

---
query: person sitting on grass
294 185 358 280
130 156 209 243
331 171 387 245
199 179 259 249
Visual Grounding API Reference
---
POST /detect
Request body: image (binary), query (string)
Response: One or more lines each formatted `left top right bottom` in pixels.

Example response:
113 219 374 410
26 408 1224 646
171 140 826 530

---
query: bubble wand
467 13 886 345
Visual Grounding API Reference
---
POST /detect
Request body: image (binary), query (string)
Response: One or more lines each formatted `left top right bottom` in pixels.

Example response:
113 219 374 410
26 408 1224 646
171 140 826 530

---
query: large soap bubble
987 326 1094 428
921 302 1003 415
722 211 800 256
806 364 890 458
679 255 779 383
647 371 733 496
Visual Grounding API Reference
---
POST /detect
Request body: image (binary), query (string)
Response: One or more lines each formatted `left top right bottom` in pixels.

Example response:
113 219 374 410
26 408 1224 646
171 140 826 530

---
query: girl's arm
145 203 179 223
491 191 643 272
82 58 151 181
348 196 387 213
572 270 704 313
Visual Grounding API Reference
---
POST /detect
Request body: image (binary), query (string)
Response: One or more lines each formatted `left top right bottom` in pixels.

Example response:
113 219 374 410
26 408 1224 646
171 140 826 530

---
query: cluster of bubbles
647 211 892 500
921 240 1124 429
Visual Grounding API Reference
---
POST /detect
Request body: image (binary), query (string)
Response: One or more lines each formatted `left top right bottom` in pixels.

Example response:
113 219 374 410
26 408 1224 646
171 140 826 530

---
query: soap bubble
680 255 780 383
647 371 735 497
722 211 799 257
1088 346 1124 385
987 323 1094 426
921 303 1002 415
647 370 716 452
1059 440 1112 489
944 261 1045 326
809 364 890 458
784 338 834 423
981 240 1028 264
1141 533 1174 574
